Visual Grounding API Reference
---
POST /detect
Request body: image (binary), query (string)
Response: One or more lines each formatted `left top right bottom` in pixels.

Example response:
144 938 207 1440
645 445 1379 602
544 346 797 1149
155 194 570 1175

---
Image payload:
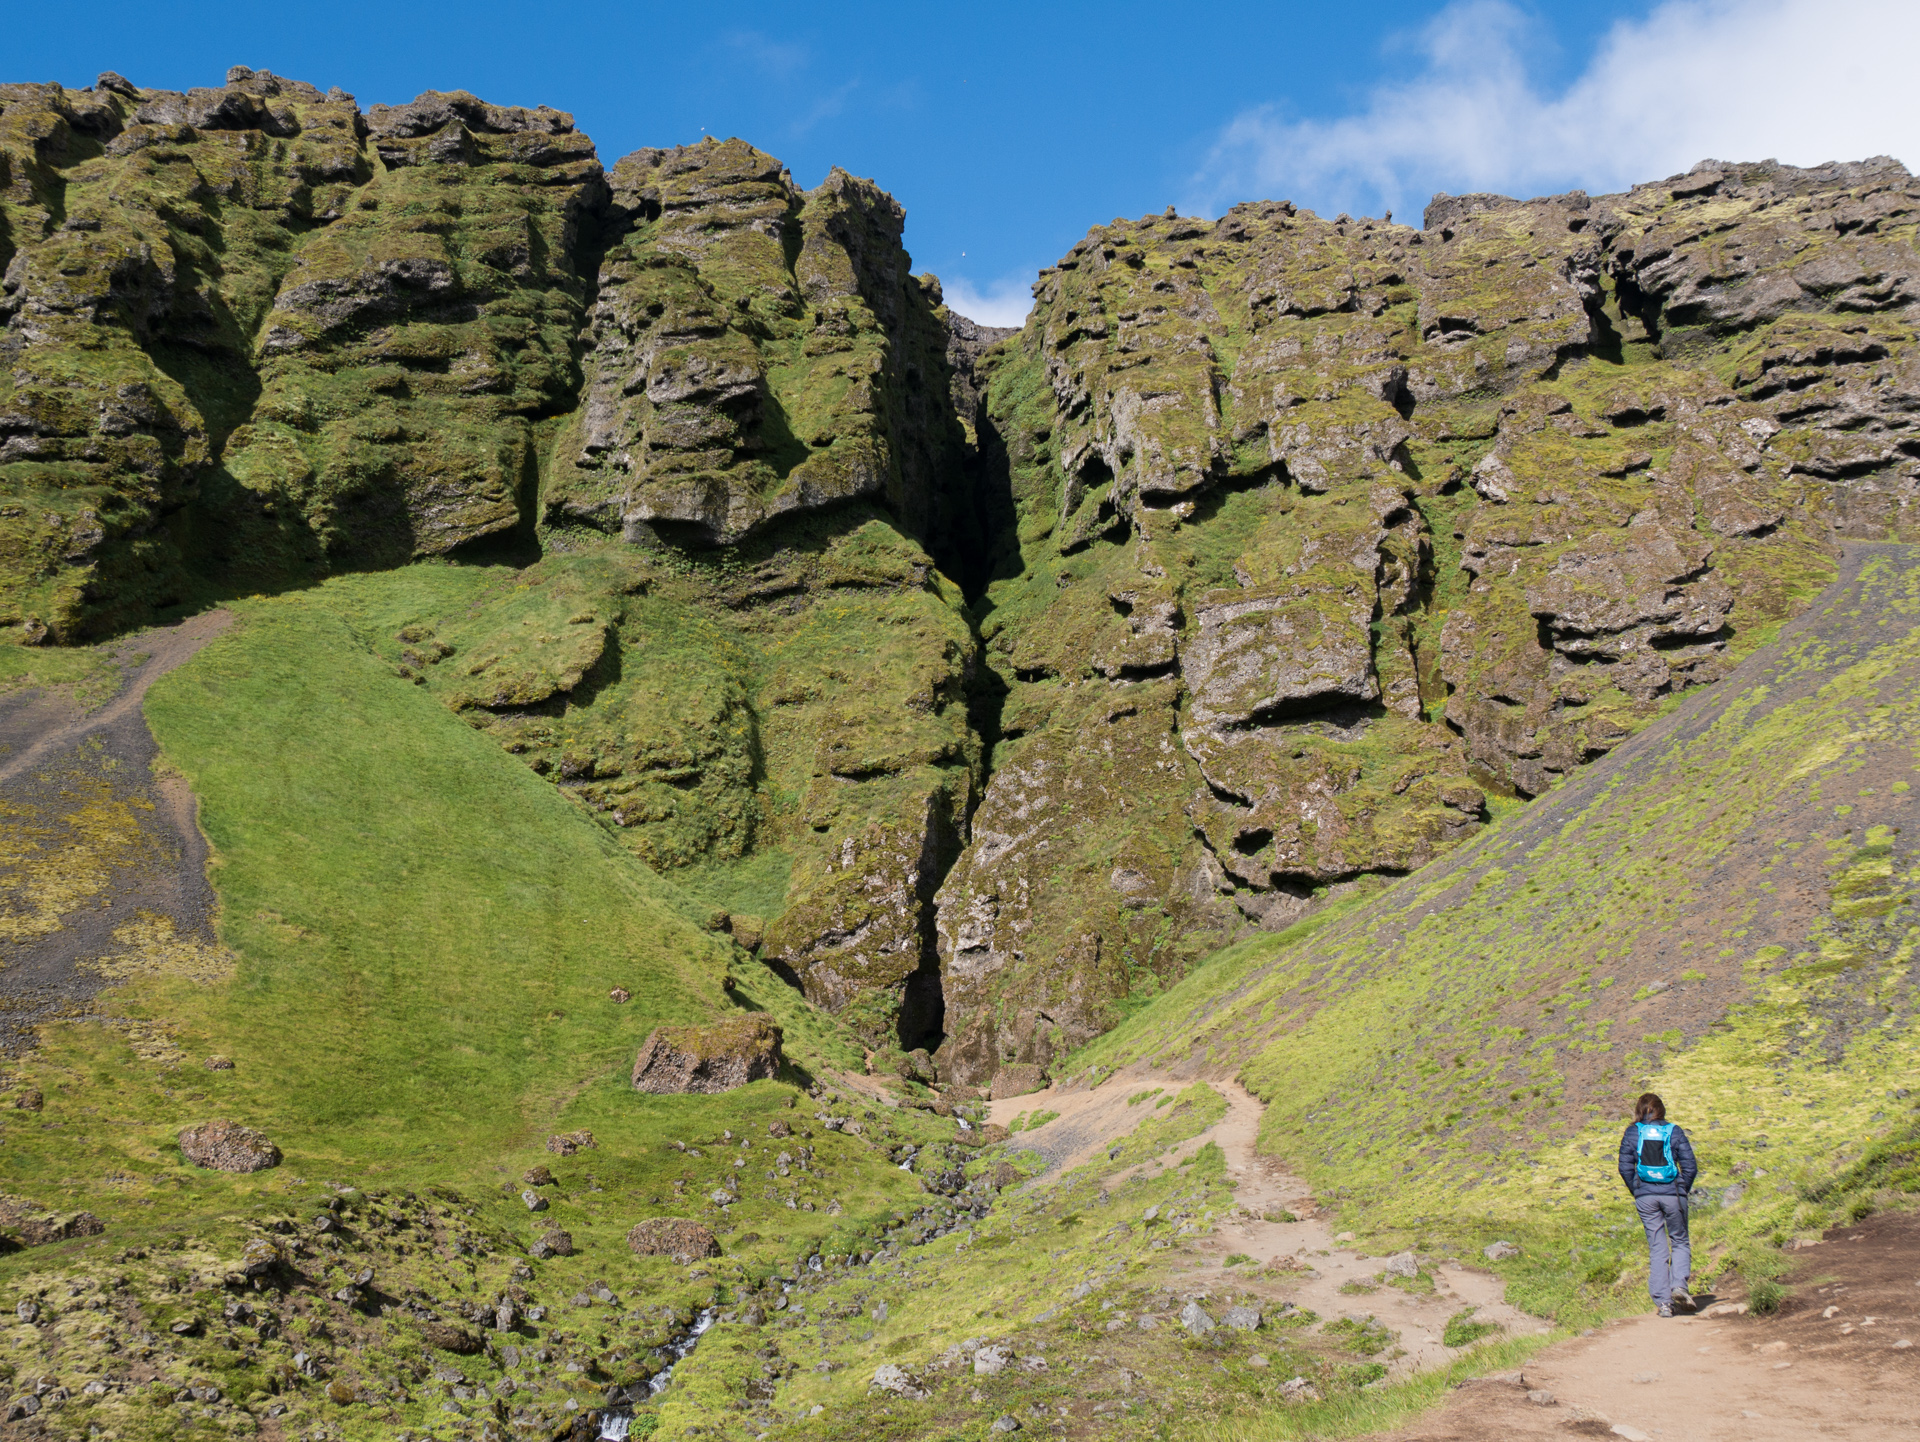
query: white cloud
1188 0 1920 224
942 274 1035 329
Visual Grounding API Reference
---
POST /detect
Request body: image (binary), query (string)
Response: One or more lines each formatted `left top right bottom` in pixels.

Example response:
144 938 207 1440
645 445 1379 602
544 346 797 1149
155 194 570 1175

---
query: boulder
546 1130 595 1155
179 1120 280 1173
1180 1301 1216 1334
420 1320 483 1354
522 1165 554 1186
869 1364 929 1400
631 1016 783 1095
1383 1251 1420 1279
987 1063 1047 1101
529 1227 573 1259
1222 1306 1263 1332
625 1218 720 1264
1484 1240 1522 1261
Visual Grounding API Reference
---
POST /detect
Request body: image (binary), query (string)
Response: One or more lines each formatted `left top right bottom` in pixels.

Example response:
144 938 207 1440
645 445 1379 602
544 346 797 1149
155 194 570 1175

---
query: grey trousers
1636 1194 1691 1304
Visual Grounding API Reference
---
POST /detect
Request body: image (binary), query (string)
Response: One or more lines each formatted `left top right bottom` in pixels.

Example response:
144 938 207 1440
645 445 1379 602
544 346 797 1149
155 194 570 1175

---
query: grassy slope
1067 545 1920 1310
140 568 728 1171
0 565 984 1442
0 559 1571 1441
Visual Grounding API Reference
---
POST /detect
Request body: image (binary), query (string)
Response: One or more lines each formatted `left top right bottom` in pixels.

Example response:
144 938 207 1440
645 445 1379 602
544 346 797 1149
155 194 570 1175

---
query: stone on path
987 1063 1046 1100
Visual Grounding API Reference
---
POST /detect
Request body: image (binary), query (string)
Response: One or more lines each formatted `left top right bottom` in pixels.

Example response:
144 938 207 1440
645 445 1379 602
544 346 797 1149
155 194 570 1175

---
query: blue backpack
1635 1121 1678 1184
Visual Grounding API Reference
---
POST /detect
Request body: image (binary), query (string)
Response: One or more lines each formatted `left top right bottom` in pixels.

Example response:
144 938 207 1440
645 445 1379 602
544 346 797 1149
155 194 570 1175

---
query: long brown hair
1634 1092 1666 1122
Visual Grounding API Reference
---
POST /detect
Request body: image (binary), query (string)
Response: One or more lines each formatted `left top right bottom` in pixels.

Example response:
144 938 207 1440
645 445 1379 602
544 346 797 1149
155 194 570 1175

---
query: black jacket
1618 1121 1698 1197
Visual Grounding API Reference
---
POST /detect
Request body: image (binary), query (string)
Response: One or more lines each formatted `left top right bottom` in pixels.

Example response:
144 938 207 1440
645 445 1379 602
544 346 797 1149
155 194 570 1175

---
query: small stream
596 1305 718 1437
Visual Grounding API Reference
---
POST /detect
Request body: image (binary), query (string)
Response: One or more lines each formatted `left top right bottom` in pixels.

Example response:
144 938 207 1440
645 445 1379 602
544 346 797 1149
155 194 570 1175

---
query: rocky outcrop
631 1016 783 1093
545 138 970 551
0 67 996 1054
178 1119 280 1172
936 157 1920 1086
8 69 1917 1092
0 1196 106 1248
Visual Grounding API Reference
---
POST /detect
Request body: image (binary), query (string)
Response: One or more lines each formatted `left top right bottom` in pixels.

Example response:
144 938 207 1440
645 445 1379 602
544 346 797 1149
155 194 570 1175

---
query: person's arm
1618 1125 1639 1194
1672 1125 1699 1194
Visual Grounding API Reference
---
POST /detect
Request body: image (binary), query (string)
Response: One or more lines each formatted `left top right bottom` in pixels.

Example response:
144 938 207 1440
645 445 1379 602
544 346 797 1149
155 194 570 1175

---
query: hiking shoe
1673 1287 1695 1311
1657 1303 1673 1318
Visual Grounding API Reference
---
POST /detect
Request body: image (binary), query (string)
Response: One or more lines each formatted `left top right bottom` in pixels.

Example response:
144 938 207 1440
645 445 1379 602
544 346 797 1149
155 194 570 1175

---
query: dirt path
991 1072 1920 1438
1374 1209 1920 1441
990 1070 1551 1376
0 609 231 788
0 611 232 1052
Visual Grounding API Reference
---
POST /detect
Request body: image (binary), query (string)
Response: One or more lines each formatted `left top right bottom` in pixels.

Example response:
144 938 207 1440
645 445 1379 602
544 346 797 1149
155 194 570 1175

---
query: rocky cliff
4 67 1918 1085
935 158 1920 1084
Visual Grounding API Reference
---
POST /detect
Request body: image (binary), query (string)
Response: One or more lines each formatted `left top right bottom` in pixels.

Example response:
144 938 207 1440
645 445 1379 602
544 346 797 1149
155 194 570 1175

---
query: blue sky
14 0 1917 323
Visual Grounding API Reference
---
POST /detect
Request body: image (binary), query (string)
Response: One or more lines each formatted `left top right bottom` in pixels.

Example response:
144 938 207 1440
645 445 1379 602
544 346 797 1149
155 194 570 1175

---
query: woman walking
1618 1092 1699 1316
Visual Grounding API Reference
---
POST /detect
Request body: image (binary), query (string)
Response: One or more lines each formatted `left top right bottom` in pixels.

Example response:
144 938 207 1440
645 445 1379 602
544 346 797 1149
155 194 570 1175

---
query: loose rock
625 1218 720 1264
178 1120 280 1172
1484 1240 1522 1261
870 1364 929 1400
631 1016 784 1094
987 1063 1046 1101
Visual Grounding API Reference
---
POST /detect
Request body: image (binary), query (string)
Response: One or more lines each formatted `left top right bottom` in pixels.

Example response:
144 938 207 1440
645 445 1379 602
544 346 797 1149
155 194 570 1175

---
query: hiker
1618 1092 1699 1317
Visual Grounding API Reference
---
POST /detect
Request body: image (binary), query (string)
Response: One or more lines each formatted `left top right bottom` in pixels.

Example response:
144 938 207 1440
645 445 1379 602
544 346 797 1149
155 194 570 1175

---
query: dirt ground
1375 1210 1920 1441
0 611 230 1053
990 1072 1553 1376
991 1070 1920 1440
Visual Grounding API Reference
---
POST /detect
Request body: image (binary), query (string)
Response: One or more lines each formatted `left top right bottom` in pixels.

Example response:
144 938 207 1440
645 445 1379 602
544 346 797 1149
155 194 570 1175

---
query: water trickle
597 1414 630 1441
646 1308 717 1397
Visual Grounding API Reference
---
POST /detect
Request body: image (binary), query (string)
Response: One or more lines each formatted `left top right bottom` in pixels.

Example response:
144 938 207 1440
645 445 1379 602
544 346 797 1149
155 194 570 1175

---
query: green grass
0 564 913 1224
0 635 119 700
1441 1306 1501 1348
1198 1333 1557 1441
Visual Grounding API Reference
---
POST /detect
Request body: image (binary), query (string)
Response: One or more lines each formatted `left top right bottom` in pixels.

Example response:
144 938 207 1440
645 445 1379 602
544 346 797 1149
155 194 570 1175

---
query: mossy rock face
631 1015 783 1093
545 137 970 554
939 157 1920 1087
